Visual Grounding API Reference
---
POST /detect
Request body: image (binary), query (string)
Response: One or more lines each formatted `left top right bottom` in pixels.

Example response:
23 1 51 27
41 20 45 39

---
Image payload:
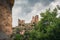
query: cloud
15 0 54 16
27 0 54 6
12 0 60 27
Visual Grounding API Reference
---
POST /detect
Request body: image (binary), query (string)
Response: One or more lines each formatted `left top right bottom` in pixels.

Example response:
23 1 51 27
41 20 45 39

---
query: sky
12 0 60 27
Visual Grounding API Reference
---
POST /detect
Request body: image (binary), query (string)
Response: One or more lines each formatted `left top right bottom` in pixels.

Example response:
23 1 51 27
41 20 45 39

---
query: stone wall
0 0 14 36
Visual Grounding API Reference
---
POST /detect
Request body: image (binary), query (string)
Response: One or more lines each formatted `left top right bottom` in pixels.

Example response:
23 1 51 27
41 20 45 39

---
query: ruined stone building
18 19 25 26
0 0 14 37
13 15 39 35
18 15 39 29
17 15 39 30
31 15 39 24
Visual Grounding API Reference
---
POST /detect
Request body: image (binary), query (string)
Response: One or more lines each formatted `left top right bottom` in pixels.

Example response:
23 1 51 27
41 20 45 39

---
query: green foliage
13 34 24 40
14 34 20 40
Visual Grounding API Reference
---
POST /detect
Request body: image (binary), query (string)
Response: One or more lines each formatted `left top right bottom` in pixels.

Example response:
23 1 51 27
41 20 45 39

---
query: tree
29 7 60 40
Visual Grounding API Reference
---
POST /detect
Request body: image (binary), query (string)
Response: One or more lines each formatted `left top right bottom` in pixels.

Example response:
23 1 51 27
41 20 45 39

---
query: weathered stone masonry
0 0 14 36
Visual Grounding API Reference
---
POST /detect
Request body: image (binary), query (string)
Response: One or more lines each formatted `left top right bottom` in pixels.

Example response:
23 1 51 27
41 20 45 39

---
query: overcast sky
12 0 60 27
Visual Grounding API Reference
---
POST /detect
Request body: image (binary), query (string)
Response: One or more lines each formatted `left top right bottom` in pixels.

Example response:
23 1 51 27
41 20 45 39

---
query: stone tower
0 0 14 36
35 15 39 23
18 19 25 26
31 15 39 24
